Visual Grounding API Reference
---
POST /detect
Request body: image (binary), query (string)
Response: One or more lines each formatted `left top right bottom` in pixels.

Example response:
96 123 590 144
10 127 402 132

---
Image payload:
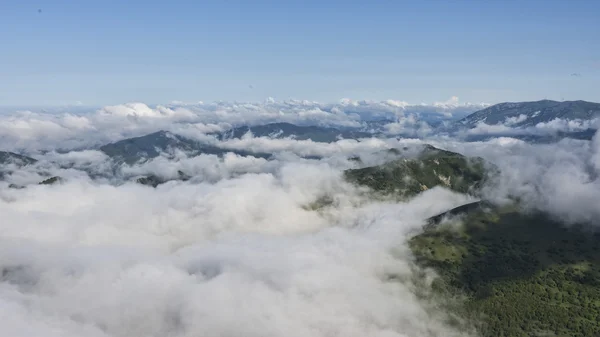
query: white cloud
461 117 599 137
435 131 600 224
4 98 600 337
0 99 488 152
533 117 597 132
0 157 473 337
504 114 528 126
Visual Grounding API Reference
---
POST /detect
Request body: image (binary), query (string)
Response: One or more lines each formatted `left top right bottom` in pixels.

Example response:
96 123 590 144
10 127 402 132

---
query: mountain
344 145 490 199
456 100 600 129
217 122 374 142
0 151 38 181
0 151 37 166
410 202 600 337
100 131 272 164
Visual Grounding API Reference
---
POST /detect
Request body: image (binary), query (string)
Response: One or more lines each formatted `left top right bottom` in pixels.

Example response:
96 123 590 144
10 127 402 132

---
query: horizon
1 96 599 111
2 0 599 106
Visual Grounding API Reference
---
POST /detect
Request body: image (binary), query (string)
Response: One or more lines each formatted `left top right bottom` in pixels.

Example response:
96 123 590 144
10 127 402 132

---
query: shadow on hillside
416 206 600 293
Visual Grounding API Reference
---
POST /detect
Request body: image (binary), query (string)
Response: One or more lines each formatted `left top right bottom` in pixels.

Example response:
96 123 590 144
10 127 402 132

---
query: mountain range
216 100 600 142
2 99 600 188
103 100 600 163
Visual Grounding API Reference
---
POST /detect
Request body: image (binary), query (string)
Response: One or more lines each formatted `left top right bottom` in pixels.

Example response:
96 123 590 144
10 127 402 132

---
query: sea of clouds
1 98 599 337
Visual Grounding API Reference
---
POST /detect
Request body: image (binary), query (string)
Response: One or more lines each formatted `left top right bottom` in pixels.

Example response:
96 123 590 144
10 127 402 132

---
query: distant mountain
100 131 271 164
217 122 375 142
456 100 600 129
0 151 37 166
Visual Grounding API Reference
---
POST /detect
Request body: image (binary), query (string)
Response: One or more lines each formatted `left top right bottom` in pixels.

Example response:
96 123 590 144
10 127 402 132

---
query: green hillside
343 145 600 336
344 145 490 199
410 204 600 337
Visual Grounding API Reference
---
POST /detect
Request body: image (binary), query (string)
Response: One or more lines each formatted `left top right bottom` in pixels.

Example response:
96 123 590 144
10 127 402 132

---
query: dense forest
410 205 600 337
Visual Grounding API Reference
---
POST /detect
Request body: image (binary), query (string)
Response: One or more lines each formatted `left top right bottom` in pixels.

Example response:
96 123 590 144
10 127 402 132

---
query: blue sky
1 0 599 106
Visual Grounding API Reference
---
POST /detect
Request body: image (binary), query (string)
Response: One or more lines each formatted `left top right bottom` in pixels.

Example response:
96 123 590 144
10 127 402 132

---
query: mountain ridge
344 144 491 199
99 130 272 164
216 122 375 142
456 99 600 129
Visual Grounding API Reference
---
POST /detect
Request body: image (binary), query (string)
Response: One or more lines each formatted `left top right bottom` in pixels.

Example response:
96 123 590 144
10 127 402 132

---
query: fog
436 132 600 224
1 157 474 337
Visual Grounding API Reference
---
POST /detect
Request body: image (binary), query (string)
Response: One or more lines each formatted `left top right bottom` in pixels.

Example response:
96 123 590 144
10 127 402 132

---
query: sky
1 0 599 106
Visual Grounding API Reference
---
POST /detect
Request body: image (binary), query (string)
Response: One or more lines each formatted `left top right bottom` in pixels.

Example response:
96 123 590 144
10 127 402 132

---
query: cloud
434 131 600 224
433 96 460 108
504 114 528 126
5 98 600 337
381 114 434 138
460 117 598 138
0 154 474 337
0 99 488 153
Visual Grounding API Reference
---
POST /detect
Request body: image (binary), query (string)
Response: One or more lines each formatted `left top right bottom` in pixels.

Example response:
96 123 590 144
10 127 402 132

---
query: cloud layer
0 98 487 152
0 155 474 337
2 98 600 337
436 132 600 224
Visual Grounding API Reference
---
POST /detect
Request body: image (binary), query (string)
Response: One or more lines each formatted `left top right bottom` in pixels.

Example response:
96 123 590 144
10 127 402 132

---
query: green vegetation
410 205 600 337
343 144 600 336
344 145 489 199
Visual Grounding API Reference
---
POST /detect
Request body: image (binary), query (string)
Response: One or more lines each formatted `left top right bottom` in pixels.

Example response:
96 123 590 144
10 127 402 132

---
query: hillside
410 203 600 337
343 144 600 336
456 100 600 129
344 145 490 199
